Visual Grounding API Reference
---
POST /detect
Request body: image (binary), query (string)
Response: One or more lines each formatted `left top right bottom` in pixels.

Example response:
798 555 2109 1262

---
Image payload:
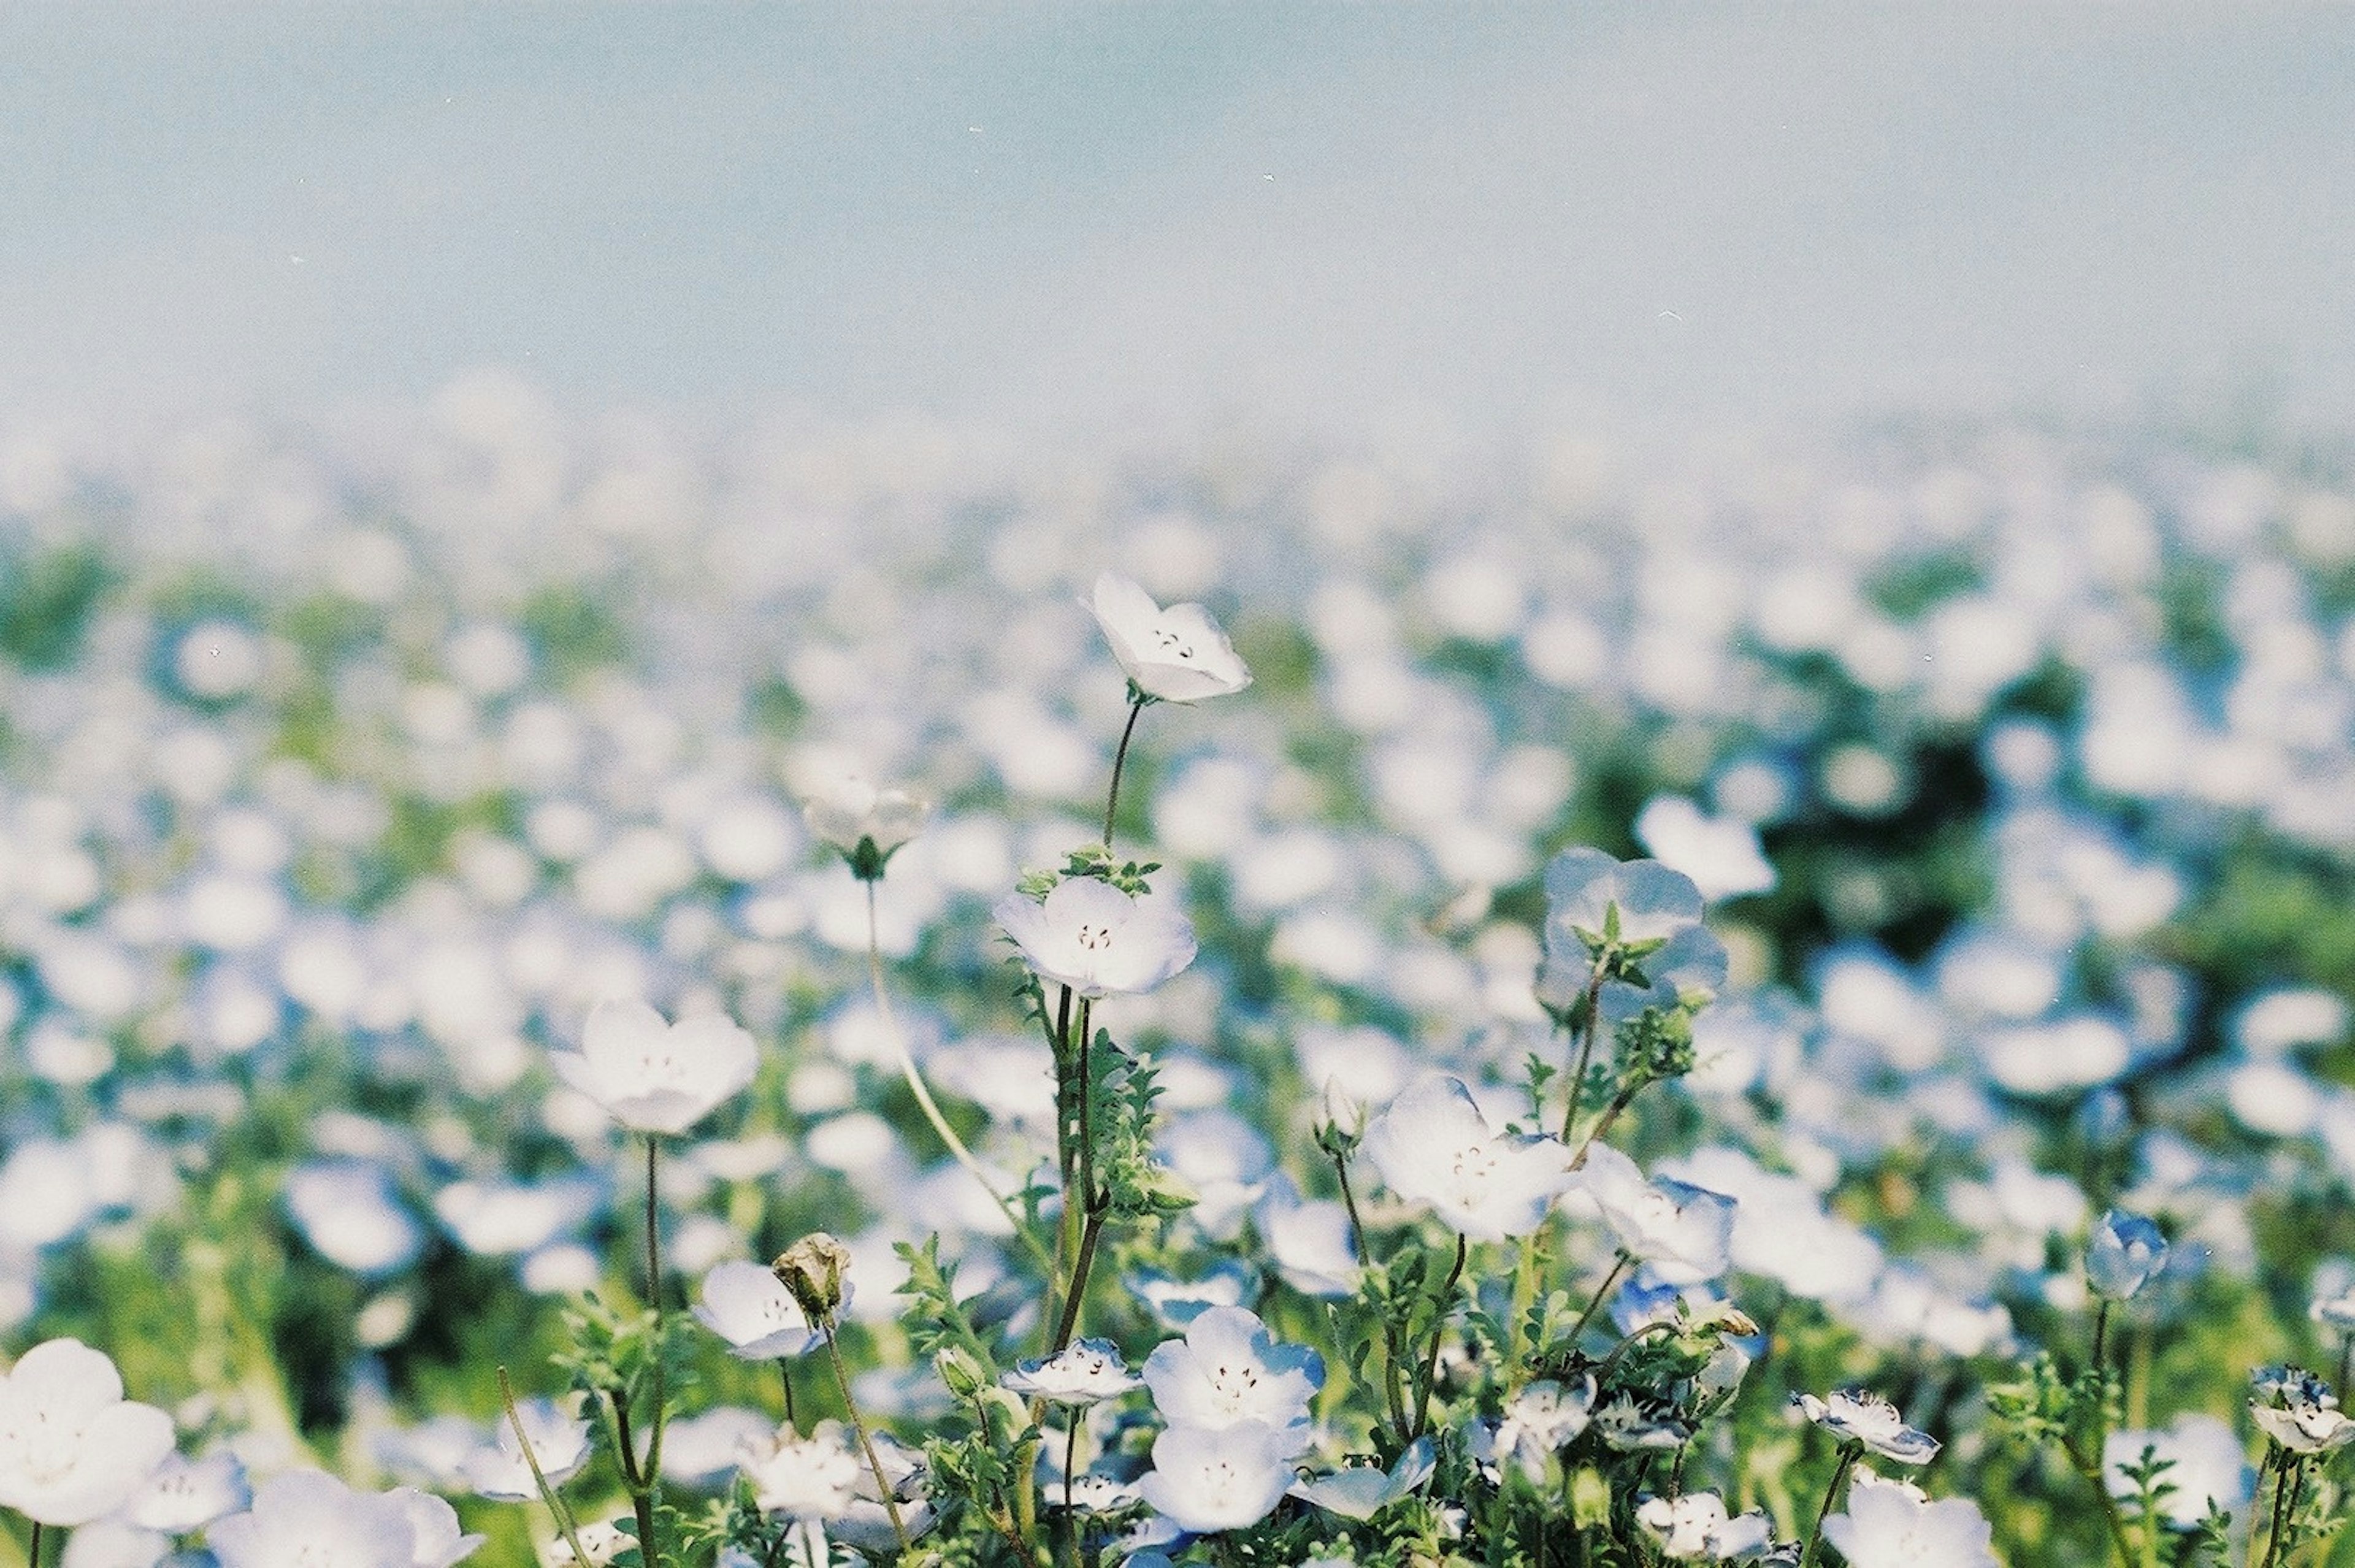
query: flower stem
1411 1233 1469 1440
1565 1252 1634 1347
500 1366 593 1568
1799 1444 1859 1568
1052 1206 1107 1353
867 880 1055 1277
1561 963 1607 1142
821 1317 911 1553
26 1522 38 1568
641 1136 668 1499
1103 695 1147 849
777 1359 799 1433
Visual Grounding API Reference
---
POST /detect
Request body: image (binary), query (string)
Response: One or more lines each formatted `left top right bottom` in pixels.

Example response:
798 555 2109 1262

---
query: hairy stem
1411 1233 1469 1440
868 880 1055 1275
500 1366 593 1568
1799 1445 1859 1568
1565 1252 1635 1347
822 1318 911 1553
1103 695 1147 849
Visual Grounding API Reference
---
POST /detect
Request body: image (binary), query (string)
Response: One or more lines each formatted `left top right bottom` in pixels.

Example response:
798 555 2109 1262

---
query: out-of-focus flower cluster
0 379 2353 1564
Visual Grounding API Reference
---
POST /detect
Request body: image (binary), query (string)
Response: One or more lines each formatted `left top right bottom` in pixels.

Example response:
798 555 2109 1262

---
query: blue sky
4 2 2351 440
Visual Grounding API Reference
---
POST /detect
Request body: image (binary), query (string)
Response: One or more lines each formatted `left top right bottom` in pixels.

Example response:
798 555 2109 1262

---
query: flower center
1207 1360 1263 1415
1076 923 1114 950
1151 627 1197 661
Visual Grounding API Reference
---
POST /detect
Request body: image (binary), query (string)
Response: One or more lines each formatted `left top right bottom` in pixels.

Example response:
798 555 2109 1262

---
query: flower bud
1314 1076 1366 1158
933 1346 988 1400
773 1233 853 1323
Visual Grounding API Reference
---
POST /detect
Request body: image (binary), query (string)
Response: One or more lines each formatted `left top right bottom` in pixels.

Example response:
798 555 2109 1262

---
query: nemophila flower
1135 1421 1296 1534
1794 1390 1940 1466
2104 1413 2253 1529
694 1260 816 1359
1255 1175 1361 1298
1534 848 1723 1021
657 1407 772 1487
995 876 1197 998
391 1488 487 1568
1573 1145 1737 1286
1291 1436 1434 1521
0 1338 175 1526
1087 571 1252 703
2311 1258 2355 1330
2086 1209 2168 1300
1141 1306 1323 1443
209 1469 453 1568
1492 1378 1596 1482
123 1449 250 1532
803 777 929 882
1821 1470 1997 1568
56 1518 169 1568
546 1520 629 1567
1361 1076 1575 1242
1002 1339 1141 1405
463 1397 591 1500
1635 1491 1772 1561
2249 1366 2355 1453
552 998 759 1137
285 1162 424 1277
738 1421 867 1520
1128 1261 1257 1329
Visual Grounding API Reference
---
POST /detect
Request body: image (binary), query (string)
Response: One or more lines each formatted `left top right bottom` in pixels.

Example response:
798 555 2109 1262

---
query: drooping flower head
2086 1209 2168 1301
1361 1076 1575 1242
552 999 759 1138
1535 848 1725 1023
994 876 1197 998
0 1338 176 1527
1087 572 1252 704
803 777 929 882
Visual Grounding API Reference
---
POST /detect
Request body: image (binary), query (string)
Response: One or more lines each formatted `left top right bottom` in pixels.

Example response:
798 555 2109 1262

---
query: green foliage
0 538 113 669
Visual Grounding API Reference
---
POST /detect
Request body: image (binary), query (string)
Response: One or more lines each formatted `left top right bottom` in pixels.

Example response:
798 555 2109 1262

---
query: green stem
1564 1252 1634 1347
1052 1206 1108 1353
778 1359 799 1433
499 1366 593 1568
822 1318 912 1553
1103 695 1147 849
868 880 1055 1276
1561 965 1607 1141
1568 1082 1643 1171
641 1137 668 1503
26 1522 38 1568
1799 1445 1860 1568
1411 1233 1469 1439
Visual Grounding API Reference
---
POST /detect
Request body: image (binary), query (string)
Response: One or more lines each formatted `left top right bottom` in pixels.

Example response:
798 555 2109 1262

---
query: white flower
123 1450 250 1532
1141 1306 1323 1444
2311 1258 2355 1331
738 1421 866 1521
552 999 759 1137
57 1518 168 1568
1290 1437 1435 1521
1361 1076 1574 1242
694 1261 815 1360
1493 1379 1596 1483
1575 1145 1737 1286
1255 1176 1361 1298
2248 1370 2355 1455
1821 1472 1997 1568
464 1398 591 1501
1135 1421 1296 1533
389 1488 486 1568
1592 1396 1690 1452
208 1470 419 1568
994 878 1197 998
2104 1414 2254 1529
802 778 929 880
1086 572 1252 703
0 1339 175 1526
1001 1339 1142 1405
2086 1209 2167 1300
547 1520 630 1567
1636 1491 1772 1560
1794 1390 1940 1466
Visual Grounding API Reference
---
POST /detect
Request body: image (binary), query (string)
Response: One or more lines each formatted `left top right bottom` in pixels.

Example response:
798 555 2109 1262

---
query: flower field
1 389 2353 1567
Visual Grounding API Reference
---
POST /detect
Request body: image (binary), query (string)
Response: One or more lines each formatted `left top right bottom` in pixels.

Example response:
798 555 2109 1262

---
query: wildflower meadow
0 396 2353 1568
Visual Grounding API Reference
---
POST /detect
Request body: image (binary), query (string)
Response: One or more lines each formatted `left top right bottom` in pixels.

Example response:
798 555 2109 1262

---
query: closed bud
933 1346 988 1401
773 1233 853 1322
